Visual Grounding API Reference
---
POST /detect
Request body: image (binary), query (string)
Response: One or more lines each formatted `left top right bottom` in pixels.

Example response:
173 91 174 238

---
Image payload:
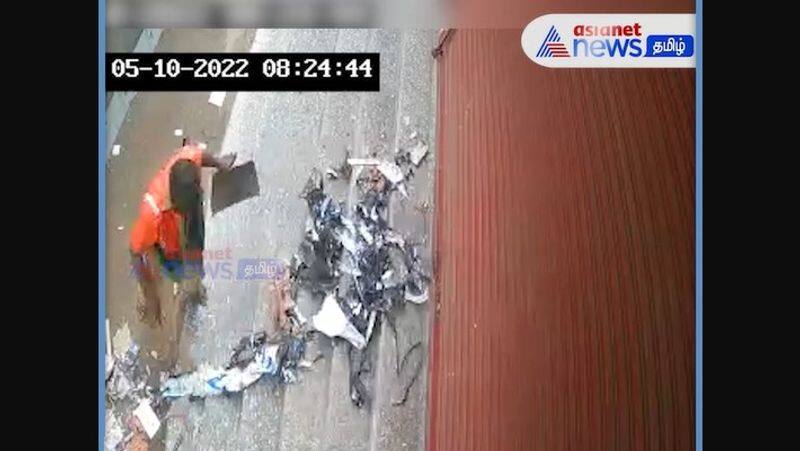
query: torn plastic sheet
341 217 357 236
105 410 124 450
381 269 400 289
293 307 308 327
339 231 359 255
313 294 367 349
109 369 134 399
320 196 332 218
408 141 429 166
291 163 430 407
397 182 409 198
228 331 268 370
377 161 404 184
161 365 224 398
383 230 405 247
161 345 280 398
404 285 429 304
358 222 374 245
107 341 145 401
218 360 270 392
339 253 362 277
305 217 320 242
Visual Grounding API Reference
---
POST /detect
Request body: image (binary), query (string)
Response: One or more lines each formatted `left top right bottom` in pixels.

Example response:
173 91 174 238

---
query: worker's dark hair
169 159 201 215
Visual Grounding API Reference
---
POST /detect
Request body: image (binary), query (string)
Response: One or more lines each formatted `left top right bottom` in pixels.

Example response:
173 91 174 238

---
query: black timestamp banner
106 53 379 92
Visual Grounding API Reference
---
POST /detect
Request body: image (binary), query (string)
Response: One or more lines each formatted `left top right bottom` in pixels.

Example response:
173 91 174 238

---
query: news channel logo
130 256 286 281
237 258 286 280
522 14 696 68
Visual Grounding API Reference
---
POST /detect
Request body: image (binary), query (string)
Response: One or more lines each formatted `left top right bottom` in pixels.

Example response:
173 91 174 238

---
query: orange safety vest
129 146 203 261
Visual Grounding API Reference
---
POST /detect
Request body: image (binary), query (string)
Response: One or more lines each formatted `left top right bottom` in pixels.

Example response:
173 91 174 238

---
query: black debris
391 341 423 406
294 156 429 407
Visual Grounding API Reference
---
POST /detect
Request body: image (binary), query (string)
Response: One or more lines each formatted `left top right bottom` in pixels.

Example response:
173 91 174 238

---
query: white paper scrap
209 91 226 107
133 399 161 438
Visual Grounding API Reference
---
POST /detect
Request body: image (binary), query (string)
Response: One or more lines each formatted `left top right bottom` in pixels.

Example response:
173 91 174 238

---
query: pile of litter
153 142 431 409
292 147 430 407
105 304 312 448
105 143 431 448
156 266 313 402
161 332 310 398
105 323 170 450
106 328 312 449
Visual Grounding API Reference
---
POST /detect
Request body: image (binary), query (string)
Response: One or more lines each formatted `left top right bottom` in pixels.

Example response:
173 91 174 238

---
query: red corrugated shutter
428 29 695 450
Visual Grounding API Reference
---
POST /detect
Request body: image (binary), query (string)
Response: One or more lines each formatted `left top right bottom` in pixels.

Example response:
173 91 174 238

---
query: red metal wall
428 30 695 450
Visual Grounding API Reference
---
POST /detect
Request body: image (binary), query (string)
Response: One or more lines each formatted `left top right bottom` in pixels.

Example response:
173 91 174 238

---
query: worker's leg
136 284 162 327
160 257 189 369
136 249 164 327
170 281 188 369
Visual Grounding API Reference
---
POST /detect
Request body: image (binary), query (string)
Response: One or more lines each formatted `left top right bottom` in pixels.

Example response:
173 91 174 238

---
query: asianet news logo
523 14 696 68
571 23 644 57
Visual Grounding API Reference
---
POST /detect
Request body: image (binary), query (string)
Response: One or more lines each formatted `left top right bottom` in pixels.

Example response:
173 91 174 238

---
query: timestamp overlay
106 53 380 91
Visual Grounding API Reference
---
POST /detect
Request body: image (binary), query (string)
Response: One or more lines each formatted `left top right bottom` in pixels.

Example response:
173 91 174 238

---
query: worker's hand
216 153 237 171
201 151 236 171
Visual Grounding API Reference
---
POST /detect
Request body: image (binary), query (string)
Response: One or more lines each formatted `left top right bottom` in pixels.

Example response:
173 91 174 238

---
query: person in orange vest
130 142 235 326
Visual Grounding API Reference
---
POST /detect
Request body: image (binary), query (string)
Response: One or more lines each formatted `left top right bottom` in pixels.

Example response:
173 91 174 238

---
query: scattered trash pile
105 143 431 447
105 322 312 449
292 144 430 407
105 323 170 450
161 332 310 398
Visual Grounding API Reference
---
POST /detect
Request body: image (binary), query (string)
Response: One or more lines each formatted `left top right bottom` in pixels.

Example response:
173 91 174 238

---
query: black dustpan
211 161 260 214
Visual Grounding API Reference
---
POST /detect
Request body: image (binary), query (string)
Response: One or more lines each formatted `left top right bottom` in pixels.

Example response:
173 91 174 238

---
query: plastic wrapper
161 344 285 399
313 294 367 349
